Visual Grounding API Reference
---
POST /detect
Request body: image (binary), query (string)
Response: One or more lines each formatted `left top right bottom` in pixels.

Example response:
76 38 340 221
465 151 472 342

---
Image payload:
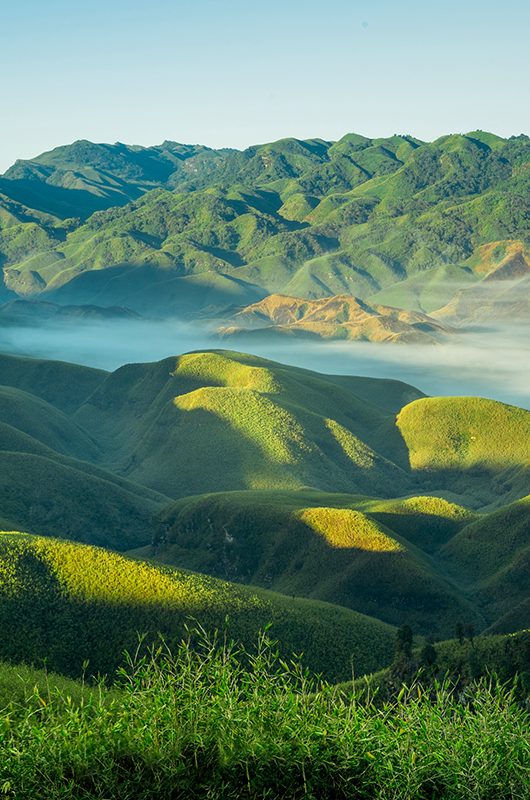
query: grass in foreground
0 633 528 800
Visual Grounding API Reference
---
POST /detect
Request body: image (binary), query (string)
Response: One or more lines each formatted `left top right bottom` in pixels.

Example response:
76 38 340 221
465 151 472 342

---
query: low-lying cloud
1 318 529 410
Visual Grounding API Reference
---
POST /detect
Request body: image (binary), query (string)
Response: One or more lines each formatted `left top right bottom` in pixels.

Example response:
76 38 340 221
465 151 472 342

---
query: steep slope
0 532 396 682
221 293 451 343
142 489 480 637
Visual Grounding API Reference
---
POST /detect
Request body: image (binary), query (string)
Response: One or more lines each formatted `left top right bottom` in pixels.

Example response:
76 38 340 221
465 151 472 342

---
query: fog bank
0 319 529 409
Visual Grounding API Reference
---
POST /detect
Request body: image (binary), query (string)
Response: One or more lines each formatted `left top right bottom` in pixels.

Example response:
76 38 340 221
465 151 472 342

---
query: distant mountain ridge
0 130 528 325
220 293 451 343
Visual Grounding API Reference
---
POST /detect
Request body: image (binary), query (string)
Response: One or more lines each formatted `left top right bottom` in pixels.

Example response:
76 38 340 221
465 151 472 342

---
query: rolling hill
71 350 529 509
132 485 530 637
72 350 422 499
440 494 530 631
0 348 528 666
136 489 481 637
396 396 530 507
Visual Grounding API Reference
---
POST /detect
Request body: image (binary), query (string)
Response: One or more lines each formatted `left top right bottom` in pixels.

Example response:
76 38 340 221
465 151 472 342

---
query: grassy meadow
0 634 529 800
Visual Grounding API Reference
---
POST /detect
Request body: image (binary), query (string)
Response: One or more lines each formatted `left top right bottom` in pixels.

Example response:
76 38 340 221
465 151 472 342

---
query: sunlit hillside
0 532 395 681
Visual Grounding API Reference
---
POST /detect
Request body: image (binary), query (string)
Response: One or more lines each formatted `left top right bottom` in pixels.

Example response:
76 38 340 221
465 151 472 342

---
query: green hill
0 140 233 219
73 350 421 499
440 496 530 631
0 352 105 413
0 349 528 652
0 384 99 459
396 396 530 508
360 629 530 699
71 351 528 509
0 447 166 549
0 532 395 682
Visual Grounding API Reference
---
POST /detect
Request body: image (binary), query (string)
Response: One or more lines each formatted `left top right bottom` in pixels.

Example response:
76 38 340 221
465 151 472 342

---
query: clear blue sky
1 0 529 171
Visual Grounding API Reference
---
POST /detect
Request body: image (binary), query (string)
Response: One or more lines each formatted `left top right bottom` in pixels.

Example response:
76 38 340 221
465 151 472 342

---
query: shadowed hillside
73 350 421 499
135 489 481 637
440 495 530 631
0 349 528 650
142 486 530 637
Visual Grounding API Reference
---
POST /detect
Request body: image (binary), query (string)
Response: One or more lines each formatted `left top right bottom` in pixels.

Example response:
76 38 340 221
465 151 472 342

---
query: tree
455 622 465 646
420 638 437 669
464 623 475 648
396 625 413 660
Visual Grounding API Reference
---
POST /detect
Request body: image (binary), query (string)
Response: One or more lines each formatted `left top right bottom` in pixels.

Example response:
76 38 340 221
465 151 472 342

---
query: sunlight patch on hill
297 507 403 552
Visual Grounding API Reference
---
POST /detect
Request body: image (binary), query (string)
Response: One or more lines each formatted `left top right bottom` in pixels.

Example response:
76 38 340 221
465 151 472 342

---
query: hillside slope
138 486 530 636
0 532 396 682
440 495 530 631
74 350 422 499
396 396 530 507
141 489 481 637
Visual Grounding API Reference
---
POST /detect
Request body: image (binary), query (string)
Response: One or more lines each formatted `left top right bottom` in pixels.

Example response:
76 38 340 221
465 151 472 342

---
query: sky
1 0 529 172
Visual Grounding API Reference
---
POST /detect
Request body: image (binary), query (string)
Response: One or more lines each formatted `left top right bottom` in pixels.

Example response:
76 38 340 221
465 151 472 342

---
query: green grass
70 351 528 508
143 481 530 636
397 396 530 508
0 633 528 800
441 495 530 582
0 532 395 682
0 659 106 711
398 397 530 472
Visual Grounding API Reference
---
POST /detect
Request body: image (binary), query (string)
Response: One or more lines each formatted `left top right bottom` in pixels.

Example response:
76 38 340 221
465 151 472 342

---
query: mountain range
1 131 528 330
